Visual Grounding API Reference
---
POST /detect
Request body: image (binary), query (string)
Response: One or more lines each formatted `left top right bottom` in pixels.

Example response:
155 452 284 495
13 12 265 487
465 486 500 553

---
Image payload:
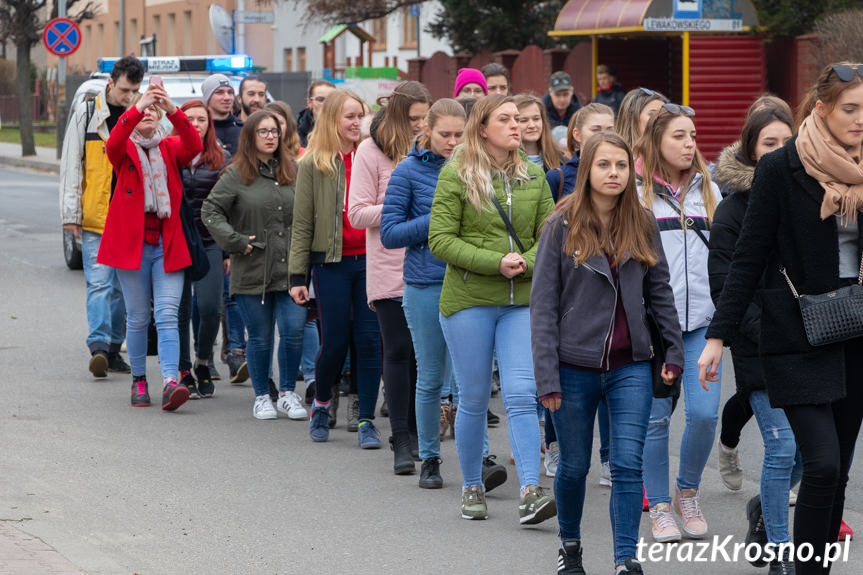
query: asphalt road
0 166 861 574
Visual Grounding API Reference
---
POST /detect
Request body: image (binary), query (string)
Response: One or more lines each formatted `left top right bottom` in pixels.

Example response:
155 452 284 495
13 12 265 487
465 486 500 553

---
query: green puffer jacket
429 152 555 317
202 161 294 298
288 155 348 288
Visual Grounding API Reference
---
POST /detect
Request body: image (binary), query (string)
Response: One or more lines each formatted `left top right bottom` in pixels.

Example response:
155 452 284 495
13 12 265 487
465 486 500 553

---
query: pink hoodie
347 137 405 305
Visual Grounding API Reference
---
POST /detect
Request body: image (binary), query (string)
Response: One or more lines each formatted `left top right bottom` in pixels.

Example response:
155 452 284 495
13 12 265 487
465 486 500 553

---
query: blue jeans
178 243 224 370
440 305 539 490
301 320 319 385
224 274 246 353
81 230 125 354
598 399 610 462
115 241 184 380
404 284 489 461
643 327 721 505
312 256 381 418
234 292 307 398
750 390 800 544
551 362 653 566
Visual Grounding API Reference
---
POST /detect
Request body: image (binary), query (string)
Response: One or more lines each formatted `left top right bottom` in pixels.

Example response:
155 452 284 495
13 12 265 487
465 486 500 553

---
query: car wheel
63 228 83 270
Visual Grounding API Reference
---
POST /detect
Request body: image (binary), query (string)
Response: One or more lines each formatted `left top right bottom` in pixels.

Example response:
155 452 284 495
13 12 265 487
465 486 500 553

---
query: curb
0 155 61 175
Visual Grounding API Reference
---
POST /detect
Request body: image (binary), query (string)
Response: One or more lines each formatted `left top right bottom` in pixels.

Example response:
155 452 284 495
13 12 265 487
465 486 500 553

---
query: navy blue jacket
546 153 580 202
380 142 448 286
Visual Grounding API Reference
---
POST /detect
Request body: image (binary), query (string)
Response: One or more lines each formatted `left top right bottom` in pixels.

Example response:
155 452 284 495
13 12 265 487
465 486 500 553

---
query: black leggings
783 337 863 574
375 299 417 435
719 390 754 449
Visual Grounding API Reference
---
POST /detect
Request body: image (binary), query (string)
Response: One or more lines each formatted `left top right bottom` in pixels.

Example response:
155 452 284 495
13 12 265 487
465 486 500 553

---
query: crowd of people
59 55 863 575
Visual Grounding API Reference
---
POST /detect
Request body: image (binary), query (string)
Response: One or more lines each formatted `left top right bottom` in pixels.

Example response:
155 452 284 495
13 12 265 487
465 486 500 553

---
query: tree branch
293 0 425 26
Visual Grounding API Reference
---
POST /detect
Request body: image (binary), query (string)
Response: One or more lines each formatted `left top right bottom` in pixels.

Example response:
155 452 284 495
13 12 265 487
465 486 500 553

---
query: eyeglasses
256 128 281 139
830 65 863 83
639 88 670 103
662 103 695 117
310 96 327 103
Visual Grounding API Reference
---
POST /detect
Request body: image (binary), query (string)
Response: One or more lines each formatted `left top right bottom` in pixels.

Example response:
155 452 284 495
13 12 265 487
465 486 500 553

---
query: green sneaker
519 485 557 525
461 484 488 520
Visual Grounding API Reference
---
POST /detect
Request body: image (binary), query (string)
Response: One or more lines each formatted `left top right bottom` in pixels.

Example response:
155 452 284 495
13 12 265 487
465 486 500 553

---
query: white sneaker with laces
544 441 559 477
277 391 308 420
600 460 612 486
253 394 277 420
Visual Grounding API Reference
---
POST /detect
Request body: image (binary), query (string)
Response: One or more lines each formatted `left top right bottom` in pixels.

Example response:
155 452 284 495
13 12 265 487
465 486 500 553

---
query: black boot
768 546 795 575
745 495 768 567
389 431 415 475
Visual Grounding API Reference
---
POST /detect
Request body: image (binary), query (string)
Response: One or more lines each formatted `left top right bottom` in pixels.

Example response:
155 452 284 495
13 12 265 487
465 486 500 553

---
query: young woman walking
428 94 556 523
532 131 683 574
700 62 863 574
99 84 202 410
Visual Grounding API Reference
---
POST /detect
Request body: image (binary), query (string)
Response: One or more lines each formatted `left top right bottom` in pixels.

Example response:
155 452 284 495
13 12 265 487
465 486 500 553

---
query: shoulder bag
643 271 680 399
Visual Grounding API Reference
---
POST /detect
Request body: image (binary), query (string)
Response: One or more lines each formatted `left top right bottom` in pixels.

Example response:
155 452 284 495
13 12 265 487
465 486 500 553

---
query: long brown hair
265 100 301 159
175 99 225 170
634 107 717 223
374 81 432 163
554 132 658 266
615 88 668 150
513 94 561 170
796 61 863 129
230 110 296 186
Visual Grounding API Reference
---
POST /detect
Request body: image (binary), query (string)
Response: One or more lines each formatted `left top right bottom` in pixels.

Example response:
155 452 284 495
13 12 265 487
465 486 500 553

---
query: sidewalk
0 523 81 574
0 142 61 174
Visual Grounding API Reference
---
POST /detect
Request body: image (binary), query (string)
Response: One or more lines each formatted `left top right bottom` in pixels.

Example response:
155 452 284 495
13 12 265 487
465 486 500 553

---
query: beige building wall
54 0 273 74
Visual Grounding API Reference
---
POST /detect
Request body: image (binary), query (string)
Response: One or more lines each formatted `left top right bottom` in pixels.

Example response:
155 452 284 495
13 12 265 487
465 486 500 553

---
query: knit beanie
453 68 488 98
201 74 233 106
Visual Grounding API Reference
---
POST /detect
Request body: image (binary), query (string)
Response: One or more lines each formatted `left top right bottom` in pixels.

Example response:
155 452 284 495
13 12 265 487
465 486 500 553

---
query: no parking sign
43 18 81 57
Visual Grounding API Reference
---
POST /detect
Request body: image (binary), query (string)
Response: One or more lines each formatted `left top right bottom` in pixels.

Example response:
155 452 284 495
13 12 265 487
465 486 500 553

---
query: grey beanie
201 74 233 105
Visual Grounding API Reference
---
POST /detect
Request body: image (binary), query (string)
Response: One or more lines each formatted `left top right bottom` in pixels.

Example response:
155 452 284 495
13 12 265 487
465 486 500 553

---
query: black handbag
643 273 680 399
780 254 863 347
179 194 210 282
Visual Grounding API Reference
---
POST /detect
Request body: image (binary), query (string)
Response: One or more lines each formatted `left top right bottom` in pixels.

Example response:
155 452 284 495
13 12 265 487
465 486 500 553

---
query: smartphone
150 75 163 88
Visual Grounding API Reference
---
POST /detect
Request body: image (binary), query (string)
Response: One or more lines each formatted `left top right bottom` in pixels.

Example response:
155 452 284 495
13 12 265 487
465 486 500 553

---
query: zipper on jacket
582 261 617 369
505 177 515 305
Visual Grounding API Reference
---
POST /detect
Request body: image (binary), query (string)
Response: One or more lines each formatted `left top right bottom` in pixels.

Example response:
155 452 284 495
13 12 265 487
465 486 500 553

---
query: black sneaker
304 382 316 406
557 540 585 574
268 378 279 403
195 364 214 398
107 352 131 374
89 350 109 378
162 380 190 411
746 495 769 567
482 455 507 493
617 557 644 574
181 370 201 400
487 408 500 426
131 376 150 407
390 431 416 475
419 458 443 489
227 351 248 384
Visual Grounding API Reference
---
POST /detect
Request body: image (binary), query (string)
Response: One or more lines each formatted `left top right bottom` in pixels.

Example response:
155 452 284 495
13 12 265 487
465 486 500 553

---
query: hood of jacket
407 139 447 167
369 108 386 151
714 142 754 194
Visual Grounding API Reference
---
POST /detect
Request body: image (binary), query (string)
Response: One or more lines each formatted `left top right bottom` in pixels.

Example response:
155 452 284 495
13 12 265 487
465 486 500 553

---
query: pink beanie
453 68 488 98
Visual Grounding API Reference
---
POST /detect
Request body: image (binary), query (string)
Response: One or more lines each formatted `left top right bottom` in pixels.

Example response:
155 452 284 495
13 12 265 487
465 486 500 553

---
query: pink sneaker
650 502 681 543
673 487 708 538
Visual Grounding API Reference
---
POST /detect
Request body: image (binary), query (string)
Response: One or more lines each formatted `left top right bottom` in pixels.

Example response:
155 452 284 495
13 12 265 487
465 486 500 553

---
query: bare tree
813 9 863 70
0 0 95 156
294 0 424 26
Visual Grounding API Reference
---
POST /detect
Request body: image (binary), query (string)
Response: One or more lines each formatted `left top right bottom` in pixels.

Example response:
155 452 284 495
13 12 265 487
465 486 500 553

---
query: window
401 7 417 48
183 12 192 55
298 47 306 72
129 18 138 54
97 23 104 59
113 21 120 54
371 18 387 51
152 14 160 40
284 48 293 72
166 14 176 55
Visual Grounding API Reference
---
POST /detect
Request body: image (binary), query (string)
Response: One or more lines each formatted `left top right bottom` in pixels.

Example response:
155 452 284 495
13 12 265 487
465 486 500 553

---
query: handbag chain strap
779 251 863 300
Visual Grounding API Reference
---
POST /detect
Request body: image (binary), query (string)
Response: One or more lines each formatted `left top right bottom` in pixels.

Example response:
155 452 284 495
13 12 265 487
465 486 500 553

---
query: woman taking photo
349 81 432 463
289 90 382 446
636 103 722 543
700 62 863 574
428 94 556 523
203 110 308 421
381 98 466 487
175 99 230 400
98 83 202 410
532 131 683 575
514 94 562 173
546 102 614 201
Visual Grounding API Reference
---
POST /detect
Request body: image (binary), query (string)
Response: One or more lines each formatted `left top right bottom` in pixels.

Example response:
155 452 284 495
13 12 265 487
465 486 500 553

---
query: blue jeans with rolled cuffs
81 230 126 354
551 361 653 566
440 305 540 490
643 326 722 506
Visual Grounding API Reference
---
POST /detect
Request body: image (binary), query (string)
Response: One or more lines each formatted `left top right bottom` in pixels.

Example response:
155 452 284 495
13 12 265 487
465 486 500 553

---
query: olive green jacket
288 155 349 288
202 162 294 298
429 152 555 317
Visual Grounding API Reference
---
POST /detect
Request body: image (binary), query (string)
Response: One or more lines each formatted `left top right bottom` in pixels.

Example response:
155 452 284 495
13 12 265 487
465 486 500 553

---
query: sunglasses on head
830 65 863 83
639 87 670 103
662 103 695 117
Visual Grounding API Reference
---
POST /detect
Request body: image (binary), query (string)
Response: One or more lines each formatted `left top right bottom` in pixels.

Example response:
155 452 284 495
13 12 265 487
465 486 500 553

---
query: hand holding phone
150 75 163 88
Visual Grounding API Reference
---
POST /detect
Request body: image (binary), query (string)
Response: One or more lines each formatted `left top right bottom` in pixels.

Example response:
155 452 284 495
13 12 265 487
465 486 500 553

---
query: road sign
643 17 743 32
234 11 274 24
43 18 81 57
409 4 420 18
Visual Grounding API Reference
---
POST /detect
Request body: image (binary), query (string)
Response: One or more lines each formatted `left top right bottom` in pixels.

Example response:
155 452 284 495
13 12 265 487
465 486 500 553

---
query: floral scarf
130 126 171 219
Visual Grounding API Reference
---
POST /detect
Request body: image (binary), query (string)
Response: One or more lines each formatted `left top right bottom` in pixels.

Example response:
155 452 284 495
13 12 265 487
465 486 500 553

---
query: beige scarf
796 111 863 222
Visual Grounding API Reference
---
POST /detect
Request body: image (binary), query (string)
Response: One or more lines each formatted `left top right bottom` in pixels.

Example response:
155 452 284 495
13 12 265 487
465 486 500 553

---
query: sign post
44 14 80 158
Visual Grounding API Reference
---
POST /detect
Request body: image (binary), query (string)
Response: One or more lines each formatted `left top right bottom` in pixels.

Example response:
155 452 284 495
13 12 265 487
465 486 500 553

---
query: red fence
0 95 43 125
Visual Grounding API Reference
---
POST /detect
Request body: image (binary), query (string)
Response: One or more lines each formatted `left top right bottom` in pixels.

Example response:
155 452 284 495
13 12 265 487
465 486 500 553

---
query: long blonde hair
457 94 530 213
303 90 365 177
634 107 717 223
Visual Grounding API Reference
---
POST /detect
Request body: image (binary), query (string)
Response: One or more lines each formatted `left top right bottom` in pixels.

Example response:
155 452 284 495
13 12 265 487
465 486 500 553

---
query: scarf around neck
796 111 863 222
131 127 171 219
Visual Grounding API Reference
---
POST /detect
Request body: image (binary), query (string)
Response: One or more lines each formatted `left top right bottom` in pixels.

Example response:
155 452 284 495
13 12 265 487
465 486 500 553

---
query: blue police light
96 55 254 75
207 56 253 71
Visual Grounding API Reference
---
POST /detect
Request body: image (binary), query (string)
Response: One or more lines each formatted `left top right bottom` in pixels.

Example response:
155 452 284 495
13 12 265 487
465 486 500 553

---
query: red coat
97 106 203 272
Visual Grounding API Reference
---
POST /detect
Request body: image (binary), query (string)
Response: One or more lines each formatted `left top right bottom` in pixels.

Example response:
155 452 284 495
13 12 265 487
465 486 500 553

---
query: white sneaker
789 489 797 507
599 460 612 487
253 395 277 420
544 441 559 477
277 391 308 420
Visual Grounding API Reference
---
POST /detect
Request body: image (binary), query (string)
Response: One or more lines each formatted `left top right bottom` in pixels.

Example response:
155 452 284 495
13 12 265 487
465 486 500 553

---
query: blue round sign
43 18 81 57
